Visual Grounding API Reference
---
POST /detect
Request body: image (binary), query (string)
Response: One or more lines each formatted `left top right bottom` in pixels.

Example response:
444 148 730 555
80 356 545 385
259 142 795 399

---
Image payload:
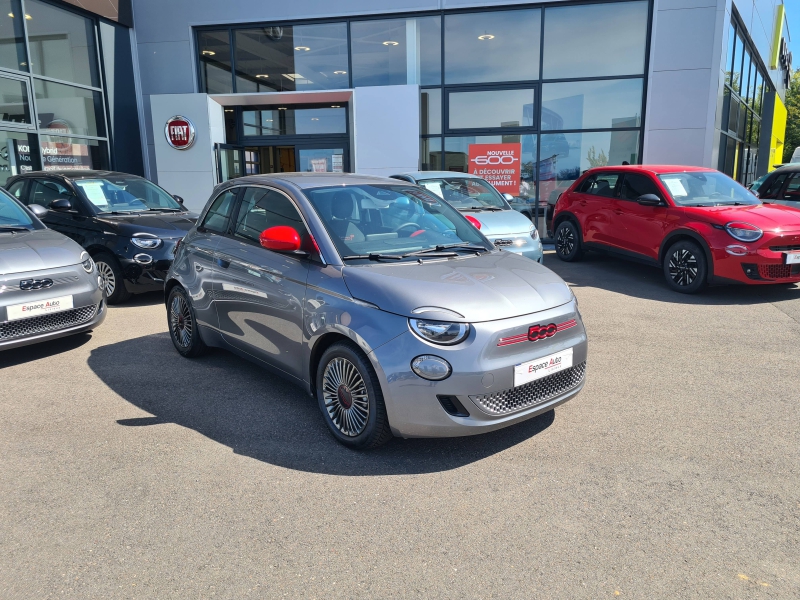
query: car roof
586 165 718 175
14 170 144 180
228 172 408 190
393 171 483 180
766 163 800 173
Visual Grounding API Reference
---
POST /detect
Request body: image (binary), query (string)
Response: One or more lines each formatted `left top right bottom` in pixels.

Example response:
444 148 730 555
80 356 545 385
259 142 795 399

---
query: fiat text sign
165 116 196 150
468 143 521 195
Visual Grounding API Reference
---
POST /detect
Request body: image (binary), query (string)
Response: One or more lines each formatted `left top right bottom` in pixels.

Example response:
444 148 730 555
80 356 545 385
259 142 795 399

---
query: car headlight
80 251 94 273
409 319 470 345
131 236 162 249
725 222 762 242
529 223 539 241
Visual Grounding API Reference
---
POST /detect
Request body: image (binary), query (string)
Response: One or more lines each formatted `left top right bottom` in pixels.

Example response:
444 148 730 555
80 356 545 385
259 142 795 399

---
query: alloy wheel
322 357 370 437
668 248 698 286
556 225 575 256
170 294 193 348
96 261 116 296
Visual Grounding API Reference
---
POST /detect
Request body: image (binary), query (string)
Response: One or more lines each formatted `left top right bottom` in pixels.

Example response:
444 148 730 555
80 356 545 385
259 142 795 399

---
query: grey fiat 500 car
165 173 586 449
390 172 544 263
0 191 105 350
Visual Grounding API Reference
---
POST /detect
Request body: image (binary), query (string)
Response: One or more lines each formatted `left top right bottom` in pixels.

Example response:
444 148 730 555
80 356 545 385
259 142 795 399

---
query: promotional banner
468 143 521 195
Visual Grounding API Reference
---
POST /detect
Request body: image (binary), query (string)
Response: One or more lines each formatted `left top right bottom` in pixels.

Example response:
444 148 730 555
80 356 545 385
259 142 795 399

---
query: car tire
94 252 132 304
316 341 393 449
167 286 207 358
554 220 583 262
663 240 707 294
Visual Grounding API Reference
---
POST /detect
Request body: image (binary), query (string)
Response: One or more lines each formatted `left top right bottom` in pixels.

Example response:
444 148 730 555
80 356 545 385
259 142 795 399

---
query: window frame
199 187 242 234
617 172 664 203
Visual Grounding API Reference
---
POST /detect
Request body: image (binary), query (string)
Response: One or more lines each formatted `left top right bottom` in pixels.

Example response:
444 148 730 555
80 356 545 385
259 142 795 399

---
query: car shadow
544 251 800 305
0 332 93 368
87 333 555 476
110 291 164 309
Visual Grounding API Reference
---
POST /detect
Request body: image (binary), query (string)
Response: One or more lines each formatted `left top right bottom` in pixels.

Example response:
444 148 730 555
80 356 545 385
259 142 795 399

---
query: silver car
166 174 586 448
391 171 544 262
0 192 105 350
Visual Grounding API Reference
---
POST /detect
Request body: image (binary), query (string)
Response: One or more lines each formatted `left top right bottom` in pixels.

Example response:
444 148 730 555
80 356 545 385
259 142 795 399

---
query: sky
788 3 800 63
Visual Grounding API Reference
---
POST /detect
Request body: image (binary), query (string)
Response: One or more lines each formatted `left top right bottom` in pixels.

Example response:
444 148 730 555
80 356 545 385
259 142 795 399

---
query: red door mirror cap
259 225 302 252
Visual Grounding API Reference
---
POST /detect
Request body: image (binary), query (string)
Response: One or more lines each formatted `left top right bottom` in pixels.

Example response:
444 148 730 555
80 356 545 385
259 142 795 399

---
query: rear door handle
216 258 230 269
195 264 203 272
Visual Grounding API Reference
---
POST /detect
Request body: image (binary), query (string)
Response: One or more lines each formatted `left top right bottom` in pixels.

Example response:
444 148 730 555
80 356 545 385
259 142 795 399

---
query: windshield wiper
0 226 31 233
148 208 184 212
341 253 404 262
403 243 488 258
481 206 505 211
457 206 486 212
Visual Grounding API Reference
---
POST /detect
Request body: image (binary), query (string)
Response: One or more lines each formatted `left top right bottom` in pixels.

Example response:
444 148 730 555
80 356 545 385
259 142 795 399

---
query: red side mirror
259 226 302 252
465 215 482 229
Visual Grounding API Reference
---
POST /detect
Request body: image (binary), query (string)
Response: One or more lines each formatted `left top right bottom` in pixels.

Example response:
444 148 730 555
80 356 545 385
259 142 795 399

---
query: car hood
342 251 572 323
97 211 199 237
687 203 800 231
0 229 83 275
461 208 532 236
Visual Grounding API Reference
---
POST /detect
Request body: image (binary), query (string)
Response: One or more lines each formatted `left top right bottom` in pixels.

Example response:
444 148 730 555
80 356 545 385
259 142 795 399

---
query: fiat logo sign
165 116 195 150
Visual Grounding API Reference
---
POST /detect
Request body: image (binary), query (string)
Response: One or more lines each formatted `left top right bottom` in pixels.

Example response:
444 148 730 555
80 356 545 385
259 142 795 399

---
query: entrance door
216 143 349 182
295 146 347 173
216 144 244 182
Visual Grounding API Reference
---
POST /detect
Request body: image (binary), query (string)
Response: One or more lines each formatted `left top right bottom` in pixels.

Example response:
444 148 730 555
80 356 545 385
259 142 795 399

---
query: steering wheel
709 192 723 198
394 222 420 234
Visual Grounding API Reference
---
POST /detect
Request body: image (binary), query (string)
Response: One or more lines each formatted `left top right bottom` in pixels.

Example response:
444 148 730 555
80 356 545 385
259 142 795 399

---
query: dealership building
0 0 792 226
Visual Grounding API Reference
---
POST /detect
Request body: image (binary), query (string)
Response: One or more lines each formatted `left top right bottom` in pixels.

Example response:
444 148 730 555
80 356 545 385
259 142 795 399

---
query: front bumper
0 300 106 350
116 238 181 293
369 299 586 437
708 233 800 284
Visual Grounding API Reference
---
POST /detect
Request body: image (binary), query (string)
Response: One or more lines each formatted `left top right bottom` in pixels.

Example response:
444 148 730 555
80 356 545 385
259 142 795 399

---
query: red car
552 165 800 293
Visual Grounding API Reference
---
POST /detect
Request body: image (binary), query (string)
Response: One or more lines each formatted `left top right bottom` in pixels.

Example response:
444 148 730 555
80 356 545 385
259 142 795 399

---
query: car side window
619 174 662 201
6 180 25 200
781 174 800 201
29 179 74 209
579 174 619 197
757 173 788 199
233 187 310 245
201 190 237 233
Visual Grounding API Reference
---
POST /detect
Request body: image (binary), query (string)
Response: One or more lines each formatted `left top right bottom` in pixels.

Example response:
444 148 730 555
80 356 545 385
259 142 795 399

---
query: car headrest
331 191 354 220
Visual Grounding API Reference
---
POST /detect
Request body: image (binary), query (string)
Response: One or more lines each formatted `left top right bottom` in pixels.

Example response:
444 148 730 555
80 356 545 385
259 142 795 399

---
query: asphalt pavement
1 251 798 598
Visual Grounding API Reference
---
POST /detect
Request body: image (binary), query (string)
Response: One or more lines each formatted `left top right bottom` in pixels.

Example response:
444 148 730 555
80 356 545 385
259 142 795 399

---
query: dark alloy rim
322 357 370 437
668 248 699 286
556 225 575 256
170 294 193 348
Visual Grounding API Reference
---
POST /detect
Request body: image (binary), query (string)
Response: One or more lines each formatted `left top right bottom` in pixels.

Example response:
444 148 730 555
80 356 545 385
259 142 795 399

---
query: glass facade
718 17 770 186
196 0 649 223
0 0 110 185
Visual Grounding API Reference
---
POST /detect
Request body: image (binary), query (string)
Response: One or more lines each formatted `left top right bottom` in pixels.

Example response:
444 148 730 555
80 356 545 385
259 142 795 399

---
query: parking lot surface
1 252 799 598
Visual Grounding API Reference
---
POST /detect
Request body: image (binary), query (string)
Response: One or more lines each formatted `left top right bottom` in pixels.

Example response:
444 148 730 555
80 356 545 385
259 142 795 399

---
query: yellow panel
770 4 785 69
770 94 787 167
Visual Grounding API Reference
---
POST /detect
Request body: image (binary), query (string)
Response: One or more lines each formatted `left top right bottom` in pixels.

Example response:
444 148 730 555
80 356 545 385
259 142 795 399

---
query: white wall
149 94 224 213
352 85 420 177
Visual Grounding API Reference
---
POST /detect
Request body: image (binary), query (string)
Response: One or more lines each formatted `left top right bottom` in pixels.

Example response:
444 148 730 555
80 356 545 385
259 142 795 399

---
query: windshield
416 177 508 210
0 191 35 230
74 177 183 213
658 172 760 207
303 184 488 261
748 173 769 193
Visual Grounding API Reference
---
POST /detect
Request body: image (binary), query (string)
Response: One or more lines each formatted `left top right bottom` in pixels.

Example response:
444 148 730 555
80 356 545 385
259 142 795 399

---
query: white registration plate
784 252 800 265
514 348 573 387
6 295 73 321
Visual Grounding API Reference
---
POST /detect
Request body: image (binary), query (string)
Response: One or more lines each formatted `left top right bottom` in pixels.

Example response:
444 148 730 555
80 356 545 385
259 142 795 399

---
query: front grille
471 362 586 415
0 304 97 341
758 264 793 279
770 245 800 252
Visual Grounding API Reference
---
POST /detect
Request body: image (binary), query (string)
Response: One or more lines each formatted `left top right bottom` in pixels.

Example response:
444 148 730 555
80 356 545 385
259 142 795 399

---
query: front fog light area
411 355 452 381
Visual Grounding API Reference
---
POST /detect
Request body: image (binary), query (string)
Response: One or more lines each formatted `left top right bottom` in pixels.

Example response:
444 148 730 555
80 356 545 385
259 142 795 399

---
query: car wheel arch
164 278 182 306
554 212 583 239
308 331 363 398
659 230 714 280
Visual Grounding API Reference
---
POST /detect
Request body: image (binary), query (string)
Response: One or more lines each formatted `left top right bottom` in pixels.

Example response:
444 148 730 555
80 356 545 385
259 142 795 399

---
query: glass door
216 143 244 182
295 145 348 173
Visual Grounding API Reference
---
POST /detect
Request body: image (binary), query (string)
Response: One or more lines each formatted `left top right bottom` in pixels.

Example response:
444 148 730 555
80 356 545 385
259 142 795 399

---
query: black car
749 164 800 211
5 170 198 303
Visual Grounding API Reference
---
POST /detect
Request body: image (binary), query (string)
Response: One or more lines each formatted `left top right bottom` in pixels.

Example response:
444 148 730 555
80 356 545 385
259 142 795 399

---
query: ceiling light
331 105 341 108
278 107 287 110
25 13 30 19
294 46 310 51
202 50 215 56
255 74 269 78
7 12 12 17
382 41 399 46
333 70 346 75
282 73 304 81
478 34 495 40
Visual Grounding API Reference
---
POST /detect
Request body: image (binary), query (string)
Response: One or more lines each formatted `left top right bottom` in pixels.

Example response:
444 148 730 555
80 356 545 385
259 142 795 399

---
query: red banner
468 143 521 195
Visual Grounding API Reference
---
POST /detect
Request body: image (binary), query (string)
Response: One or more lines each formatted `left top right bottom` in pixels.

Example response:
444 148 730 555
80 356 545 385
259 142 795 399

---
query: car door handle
195 264 203 272
613 209 624 215
216 258 230 269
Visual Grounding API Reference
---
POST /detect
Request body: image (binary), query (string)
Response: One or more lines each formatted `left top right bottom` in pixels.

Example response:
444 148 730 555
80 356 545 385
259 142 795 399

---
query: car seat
329 191 366 243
